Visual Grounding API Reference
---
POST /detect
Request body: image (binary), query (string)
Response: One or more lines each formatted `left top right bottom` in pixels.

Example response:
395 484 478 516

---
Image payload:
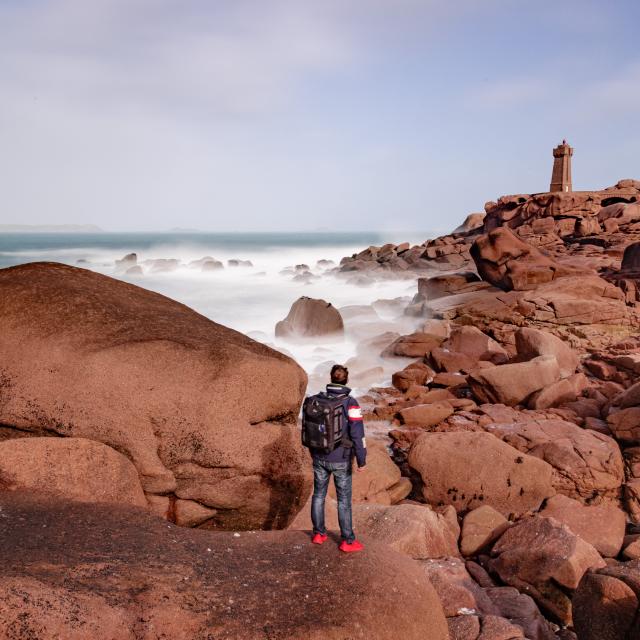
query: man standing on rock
308 364 367 552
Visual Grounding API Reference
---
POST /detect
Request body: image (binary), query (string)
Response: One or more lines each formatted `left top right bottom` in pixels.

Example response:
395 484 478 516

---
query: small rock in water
201 259 223 271
115 253 137 272
275 296 344 339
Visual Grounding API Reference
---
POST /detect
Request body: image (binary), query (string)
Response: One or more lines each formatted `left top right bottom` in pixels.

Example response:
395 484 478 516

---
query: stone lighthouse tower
550 140 573 192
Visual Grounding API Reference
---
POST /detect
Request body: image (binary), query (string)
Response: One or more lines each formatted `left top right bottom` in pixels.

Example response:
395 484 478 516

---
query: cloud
0 0 501 120
0 0 359 120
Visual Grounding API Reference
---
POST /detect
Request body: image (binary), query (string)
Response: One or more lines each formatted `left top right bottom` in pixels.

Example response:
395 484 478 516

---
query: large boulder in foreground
275 296 344 339
573 561 640 640
408 432 555 518
0 262 309 530
0 493 449 640
470 227 581 291
0 437 146 508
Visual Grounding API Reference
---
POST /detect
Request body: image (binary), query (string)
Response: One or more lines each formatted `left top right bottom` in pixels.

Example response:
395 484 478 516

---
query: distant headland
0 224 103 233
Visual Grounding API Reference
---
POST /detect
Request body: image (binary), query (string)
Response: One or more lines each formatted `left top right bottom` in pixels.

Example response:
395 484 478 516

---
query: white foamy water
0 232 430 393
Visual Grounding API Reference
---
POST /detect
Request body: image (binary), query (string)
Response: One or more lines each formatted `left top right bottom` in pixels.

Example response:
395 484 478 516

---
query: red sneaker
339 539 364 553
312 533 328 545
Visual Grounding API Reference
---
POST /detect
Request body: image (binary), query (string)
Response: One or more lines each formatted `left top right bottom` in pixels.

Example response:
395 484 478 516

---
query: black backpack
301 392 349 453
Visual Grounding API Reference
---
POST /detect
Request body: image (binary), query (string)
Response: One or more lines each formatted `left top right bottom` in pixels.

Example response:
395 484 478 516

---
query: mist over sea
0 231 431 393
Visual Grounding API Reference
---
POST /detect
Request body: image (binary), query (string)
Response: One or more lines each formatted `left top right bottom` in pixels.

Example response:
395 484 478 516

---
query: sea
0 231 432 393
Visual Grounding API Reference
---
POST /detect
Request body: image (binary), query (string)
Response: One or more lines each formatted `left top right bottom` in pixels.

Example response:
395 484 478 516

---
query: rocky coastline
1 179 640 638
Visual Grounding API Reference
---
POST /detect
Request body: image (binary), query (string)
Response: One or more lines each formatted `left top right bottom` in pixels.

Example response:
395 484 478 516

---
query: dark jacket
311 383 367 467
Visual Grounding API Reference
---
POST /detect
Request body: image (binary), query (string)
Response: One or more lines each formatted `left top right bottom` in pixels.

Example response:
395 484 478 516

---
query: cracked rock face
0 262 310 530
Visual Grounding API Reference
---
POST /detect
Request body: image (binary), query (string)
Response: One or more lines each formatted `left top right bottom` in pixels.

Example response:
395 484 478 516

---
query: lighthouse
550 140 573 193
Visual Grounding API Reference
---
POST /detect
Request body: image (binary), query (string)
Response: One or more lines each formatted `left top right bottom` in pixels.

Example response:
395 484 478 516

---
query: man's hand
356 465 366 473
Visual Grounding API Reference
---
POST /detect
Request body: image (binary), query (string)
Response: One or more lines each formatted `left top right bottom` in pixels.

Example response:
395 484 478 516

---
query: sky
0 0 638 233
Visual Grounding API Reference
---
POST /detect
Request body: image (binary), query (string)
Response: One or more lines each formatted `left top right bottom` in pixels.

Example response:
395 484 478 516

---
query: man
310 364 367 552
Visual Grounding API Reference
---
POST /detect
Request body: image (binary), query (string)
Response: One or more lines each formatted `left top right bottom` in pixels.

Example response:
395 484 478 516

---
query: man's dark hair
330 364 349 385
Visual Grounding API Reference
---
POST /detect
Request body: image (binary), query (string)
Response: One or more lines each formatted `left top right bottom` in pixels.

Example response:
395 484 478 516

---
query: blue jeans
311 459 355 543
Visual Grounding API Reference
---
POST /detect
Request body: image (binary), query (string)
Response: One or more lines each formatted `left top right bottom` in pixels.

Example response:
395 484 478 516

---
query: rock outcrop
0 493 450 640
0 262 310 530
470 227 582 291
338 177 640 638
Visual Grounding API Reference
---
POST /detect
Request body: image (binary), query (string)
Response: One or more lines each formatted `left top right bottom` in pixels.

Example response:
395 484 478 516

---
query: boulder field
342 179 640 637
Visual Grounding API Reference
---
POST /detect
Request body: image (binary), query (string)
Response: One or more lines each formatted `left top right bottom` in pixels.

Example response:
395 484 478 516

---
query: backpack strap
339 396 354 458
